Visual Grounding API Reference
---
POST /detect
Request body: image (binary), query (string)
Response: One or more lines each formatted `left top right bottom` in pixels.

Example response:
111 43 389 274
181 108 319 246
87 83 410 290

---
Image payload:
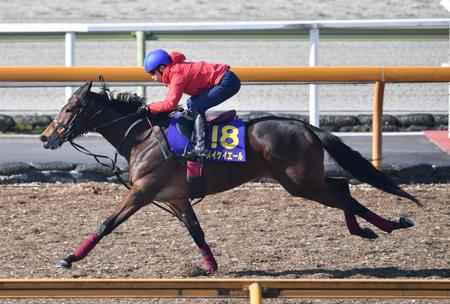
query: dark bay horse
40 81 419 273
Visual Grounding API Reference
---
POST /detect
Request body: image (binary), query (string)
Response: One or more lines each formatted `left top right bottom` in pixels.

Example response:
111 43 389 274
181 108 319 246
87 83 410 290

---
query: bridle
55 92 146 143
61 94 104 142
54 92 142 189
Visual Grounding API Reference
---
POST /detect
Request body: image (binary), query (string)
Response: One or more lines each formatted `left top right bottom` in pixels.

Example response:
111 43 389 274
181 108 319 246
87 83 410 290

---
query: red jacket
149 51 229 113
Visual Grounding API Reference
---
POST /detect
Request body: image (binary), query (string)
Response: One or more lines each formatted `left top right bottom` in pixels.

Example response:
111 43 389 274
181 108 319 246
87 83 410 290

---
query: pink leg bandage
73 232 101 261
365 211 395 233
187 160 203 177
199 246 218 273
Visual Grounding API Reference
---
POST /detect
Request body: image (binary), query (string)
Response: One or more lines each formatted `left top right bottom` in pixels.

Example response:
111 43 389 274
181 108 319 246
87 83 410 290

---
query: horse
40 81 420 273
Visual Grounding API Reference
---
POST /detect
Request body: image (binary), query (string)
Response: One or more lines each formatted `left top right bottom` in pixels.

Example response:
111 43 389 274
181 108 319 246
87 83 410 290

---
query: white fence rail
0 19 449 127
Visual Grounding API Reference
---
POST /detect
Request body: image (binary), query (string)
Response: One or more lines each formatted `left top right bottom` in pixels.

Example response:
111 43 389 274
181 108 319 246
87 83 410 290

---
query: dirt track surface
0 182 449 304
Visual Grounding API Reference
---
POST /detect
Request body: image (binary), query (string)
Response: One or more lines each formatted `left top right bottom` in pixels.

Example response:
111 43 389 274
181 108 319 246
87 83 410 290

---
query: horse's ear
85 81 93 91
73 81 93 97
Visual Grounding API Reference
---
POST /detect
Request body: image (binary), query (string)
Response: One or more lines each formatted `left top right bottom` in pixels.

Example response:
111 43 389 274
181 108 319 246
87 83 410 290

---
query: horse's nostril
40 135 48 143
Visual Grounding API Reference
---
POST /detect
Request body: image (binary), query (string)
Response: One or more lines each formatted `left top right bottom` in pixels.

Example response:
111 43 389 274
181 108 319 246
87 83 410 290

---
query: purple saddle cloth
167 111 246 162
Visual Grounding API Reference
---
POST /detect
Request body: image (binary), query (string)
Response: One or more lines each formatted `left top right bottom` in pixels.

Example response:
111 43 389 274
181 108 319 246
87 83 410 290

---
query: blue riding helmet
144 49 172 73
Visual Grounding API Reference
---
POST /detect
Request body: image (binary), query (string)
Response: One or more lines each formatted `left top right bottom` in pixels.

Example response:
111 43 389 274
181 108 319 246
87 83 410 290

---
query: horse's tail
304 124 421 206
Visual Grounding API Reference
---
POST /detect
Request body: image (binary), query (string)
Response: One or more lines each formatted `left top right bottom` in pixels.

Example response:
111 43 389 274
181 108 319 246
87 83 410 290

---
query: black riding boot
184 112 209 160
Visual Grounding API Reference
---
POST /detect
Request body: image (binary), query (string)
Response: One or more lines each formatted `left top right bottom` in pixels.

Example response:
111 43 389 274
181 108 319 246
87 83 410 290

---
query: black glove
138 104 149 115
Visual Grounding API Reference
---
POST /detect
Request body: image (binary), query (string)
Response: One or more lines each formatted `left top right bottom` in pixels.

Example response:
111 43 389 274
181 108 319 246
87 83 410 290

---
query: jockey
143 49 241 160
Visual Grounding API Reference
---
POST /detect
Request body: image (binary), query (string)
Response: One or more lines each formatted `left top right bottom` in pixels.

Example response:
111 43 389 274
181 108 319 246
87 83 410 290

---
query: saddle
166 109 247 199
167 110 246 162
173 109 236 139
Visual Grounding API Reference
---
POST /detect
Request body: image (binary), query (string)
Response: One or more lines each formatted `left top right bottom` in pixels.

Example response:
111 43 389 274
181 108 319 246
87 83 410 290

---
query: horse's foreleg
344 210 379 239
174 201 218 273
58 188 149 269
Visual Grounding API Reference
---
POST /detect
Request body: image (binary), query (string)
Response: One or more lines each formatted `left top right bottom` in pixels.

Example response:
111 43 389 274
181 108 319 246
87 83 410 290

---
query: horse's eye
66 108 74 113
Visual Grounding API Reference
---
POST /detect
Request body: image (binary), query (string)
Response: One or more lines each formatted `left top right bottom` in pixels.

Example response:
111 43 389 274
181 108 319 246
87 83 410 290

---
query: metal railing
0 65 448 168
0 19 448 126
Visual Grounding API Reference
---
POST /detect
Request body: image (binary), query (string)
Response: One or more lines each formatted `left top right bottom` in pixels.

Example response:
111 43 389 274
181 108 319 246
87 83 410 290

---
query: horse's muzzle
40 130 63 150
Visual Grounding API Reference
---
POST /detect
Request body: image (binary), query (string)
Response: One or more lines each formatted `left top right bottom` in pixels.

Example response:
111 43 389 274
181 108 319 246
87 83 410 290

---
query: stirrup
183 149 208 161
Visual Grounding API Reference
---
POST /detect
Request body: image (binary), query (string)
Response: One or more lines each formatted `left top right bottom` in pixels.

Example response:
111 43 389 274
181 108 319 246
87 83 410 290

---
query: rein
65 113 180 218
58 97 140 190
69 140 131 189
91 112 140 132
64 106 141 190
69 134 180 219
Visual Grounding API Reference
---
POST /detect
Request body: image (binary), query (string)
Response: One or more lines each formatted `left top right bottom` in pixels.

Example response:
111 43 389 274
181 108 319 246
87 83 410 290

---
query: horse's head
40 81 146 150
40 81 100 149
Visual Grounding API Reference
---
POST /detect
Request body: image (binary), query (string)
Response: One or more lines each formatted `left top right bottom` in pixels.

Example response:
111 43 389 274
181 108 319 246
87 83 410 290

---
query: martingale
167 112 246 162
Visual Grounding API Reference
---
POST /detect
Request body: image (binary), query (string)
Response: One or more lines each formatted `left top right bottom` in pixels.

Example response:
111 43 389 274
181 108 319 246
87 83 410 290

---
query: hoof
204 258 218 273
357 228 379 239
199 247 218 273
396 217 415 229
205 264 218 274
57 259 72 269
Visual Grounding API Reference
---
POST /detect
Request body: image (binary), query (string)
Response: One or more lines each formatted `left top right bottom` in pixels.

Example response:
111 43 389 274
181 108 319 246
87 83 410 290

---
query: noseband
56 94 104 142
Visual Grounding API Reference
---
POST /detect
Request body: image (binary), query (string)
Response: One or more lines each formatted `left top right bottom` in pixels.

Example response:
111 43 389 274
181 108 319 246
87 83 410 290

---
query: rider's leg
185 70 241 160
190 109 208 158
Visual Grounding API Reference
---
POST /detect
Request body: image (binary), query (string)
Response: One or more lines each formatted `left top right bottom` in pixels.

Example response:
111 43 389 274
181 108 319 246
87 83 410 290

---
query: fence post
136 31 146 98
65 32 76 100
372 81 385 169
309 26 320 127
249 282 262 304
439 1 450 137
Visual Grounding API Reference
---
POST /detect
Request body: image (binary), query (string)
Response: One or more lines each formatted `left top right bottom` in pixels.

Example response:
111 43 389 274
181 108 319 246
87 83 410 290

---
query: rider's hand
138 104 149 115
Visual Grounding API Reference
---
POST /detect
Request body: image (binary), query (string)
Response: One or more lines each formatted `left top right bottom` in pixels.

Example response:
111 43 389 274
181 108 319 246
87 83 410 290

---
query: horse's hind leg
325 177 378 239
341 189 415 234
171 200 218 273
271 168 376 237
326 177 415 235
264 132 379 238
274 167 413 239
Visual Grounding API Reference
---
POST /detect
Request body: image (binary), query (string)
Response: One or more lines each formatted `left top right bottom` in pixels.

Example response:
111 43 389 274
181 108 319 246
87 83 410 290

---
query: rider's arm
148 72 187 113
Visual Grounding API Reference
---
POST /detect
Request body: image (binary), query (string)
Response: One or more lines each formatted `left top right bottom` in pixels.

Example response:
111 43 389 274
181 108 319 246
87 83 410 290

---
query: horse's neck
93 111 170 160
95 112 133 155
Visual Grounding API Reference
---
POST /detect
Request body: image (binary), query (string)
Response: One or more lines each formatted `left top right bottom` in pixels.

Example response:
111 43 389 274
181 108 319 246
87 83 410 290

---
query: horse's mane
88 91 144 114
88 90 174 129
